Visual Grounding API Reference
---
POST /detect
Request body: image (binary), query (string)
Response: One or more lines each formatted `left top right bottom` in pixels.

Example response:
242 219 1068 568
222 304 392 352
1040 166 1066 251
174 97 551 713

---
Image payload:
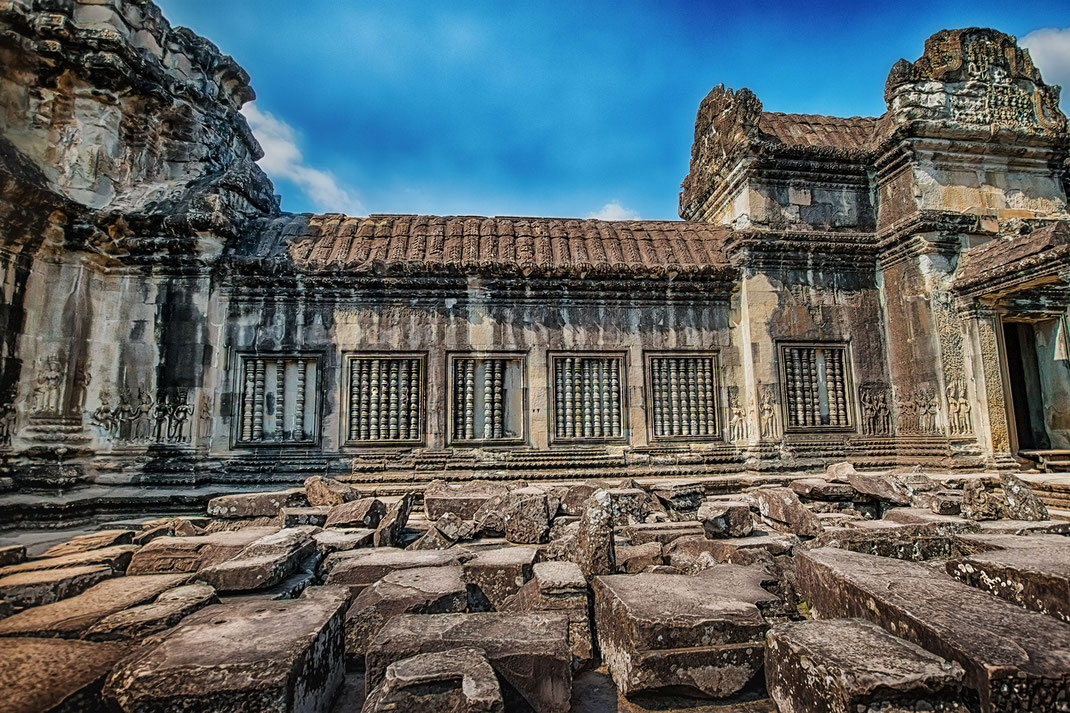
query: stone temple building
1 0 1069 522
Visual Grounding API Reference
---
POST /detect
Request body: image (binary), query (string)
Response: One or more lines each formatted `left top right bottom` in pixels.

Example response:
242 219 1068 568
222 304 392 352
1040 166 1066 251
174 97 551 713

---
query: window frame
547 350 629 446
643 349 723 443
776 340 856 434
445 351 528 447
341 351 428 448
231 351 324 449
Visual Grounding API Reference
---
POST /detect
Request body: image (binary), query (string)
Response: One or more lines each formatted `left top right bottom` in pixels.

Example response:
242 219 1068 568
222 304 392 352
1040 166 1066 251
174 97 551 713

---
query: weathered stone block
0 574 190 638
103 590 349 713
373 493 414 547
0 545 137 577
196 526 318 592
765 618 968 713
324 548 461 595
846 470 912 506
615 541 663 573
999 473 1049 521
277 506 331 528
591 571 768 698
366 613 572 713
424 480 508 520
304 475 362 507
463 546 538 610
39 529 135 558
618 520 704 545
86 583 218 641
574 489 615 578
947 545 1070 623
206 488 307 519
0 545 25 567
501 487 551 544
797 547 1070 713
790 478 854 501
345 565 467 658
324 497 385 529
0 637 128 713
750 487 823 536
503 561 593 671
126 527 278 575
698 500 753 538
362 648 504 713
0 564 112 612
313 528 373 556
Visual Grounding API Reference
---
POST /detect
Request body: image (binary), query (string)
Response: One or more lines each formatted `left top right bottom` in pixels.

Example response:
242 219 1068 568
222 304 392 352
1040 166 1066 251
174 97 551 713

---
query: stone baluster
370 359 381 440
483 360 493 439
827 350 842 426
834 351 847 426
399 358 410 440
274 359 285 441
358 360 370 441
564 358 575 438
580 360 590 438
696 358 708 435
808 349 820 426
252 358 265 441
492 360 503 439
669 358 680 436
295 359 307 440
408 360 419 439
464 359 475 440
388 361 400 439
791 349 804 428
241 360 255 442
592 360 603 438
349 360 359 441
652 359 663 437
610 358 621 437
554 360 565 438
454 359 465 440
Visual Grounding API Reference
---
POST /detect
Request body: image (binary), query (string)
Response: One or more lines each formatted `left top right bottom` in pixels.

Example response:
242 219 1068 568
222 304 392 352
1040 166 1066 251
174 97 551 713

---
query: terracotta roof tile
758 112 881 153
264 213 734 279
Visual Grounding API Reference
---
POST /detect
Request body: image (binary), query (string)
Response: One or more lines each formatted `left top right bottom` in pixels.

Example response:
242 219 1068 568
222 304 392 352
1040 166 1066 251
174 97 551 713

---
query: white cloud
586 201 640 221
241 103 363 214
1022 27 1070 102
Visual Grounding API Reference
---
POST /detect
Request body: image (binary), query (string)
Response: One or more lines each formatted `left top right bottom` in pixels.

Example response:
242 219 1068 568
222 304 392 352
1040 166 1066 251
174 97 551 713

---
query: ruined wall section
0 0 277 485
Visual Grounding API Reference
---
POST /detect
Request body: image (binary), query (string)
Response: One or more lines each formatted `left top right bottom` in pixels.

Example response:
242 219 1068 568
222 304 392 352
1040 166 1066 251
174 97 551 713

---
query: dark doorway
1002 321 1050 451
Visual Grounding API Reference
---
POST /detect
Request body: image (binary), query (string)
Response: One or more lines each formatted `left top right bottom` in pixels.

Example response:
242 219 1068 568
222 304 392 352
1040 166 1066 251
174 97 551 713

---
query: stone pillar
963 306 1014 464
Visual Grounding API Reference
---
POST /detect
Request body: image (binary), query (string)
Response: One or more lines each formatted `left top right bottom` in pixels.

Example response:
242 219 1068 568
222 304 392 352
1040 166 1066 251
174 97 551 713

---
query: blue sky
157 1 1070 221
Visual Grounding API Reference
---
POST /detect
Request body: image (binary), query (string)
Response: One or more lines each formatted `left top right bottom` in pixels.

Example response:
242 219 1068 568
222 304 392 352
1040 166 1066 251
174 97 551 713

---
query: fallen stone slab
463 545 538 610
698 500 753 538
880 508 979 534
277 506 331 527
324 548 461 595
313 528 373 556
976 518 1070 535
765 618 968 713
0 564 113 613
789 478 854 501
801 528 968 561
755 487 823 537
305 475 362 507
591 570 768 698
345 565 468 659
206 488 307 518
618 520 704 545
196 526 318 592
796 547 1070 713
373 493 415 547
132 524 172 546
503 561 593 671
85 583 218 641
126 527 278 575
0 545 138 578
39 529 135 559
670 530 798 568
652 481 705 515
103 589 349 713
947 545 1070 623
324 497 385 529
615 542 663 573
366 612 572 713
846 470 913 506
363 647 504 713
559 482 602 516
0 545 25 567
574 489 615 578
0 574 190 638
424 479 509 520
961 479 1005 521
0 637 129 713
606 487 653 526
502 487 551 544
999 473 1049 521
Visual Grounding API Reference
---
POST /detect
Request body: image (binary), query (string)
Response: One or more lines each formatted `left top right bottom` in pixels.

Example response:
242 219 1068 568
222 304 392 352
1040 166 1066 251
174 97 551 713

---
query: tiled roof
757 112 882 153
955 222 1070 290
260 214 734 279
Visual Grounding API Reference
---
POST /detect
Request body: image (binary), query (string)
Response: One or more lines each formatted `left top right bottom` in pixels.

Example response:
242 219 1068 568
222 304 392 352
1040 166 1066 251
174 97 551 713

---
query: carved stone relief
858 382 893 435
895 384 941 435
758 384 781 439
945 378 973 437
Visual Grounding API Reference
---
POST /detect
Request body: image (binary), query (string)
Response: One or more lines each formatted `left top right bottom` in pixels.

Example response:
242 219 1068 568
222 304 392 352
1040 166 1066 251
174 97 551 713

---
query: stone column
963 306 1014 464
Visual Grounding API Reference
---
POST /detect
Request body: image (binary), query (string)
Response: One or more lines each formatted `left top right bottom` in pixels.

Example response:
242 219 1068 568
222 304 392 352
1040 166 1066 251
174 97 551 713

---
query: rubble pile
1 466 1069 712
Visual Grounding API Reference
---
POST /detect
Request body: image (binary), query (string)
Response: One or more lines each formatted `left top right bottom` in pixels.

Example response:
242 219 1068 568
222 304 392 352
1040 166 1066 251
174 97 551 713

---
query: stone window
645 352 719 440
448 354 525 444
550 353 626 442
236 355 319 445
344 354 425 445
778 343 853 431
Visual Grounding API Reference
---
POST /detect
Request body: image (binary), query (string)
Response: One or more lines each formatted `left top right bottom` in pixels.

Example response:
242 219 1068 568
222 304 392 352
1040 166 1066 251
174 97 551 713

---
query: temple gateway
1 2 1069 521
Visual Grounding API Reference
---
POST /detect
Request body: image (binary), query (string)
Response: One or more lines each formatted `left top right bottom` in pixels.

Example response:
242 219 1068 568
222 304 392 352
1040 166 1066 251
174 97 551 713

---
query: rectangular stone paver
797 547 1070 713
0 574 190 638
366 612 572 713
766 618 968 713
103 589 349 712
0 637 129 713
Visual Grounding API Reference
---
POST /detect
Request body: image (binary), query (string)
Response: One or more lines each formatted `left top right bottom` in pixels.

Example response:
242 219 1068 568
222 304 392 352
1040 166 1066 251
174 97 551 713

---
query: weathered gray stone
697 500 753 538
765 618 968 713
206 489 308 519
103 589 349 713
362 648 504 713
305 475 362 507
277 506 331 528
463 546 538 610
126 527 278 575
605 487 652 526
0 564 113 612
0 637 128 713
366 613 572 713
424 480 509 521
846 471 913 506
754 487 823 537
501 487 551 544
345 566 468 658
196 526 318 592
0 545 138 577
0 574 190 638
503 561 592 671
591 570 768 698
574 489 615 578
324 498 386 529
39 530 135 559
947 545 1070 623
615 541 663 573
85 584 218 641
651 481 705 514
374 493 415 547
313 528 374 556
961 479 1005 521
790 478 854 501
797 547 1070 713
999 473 1049 521
0 545 26 567
324 548 461 595
618 520 704 545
